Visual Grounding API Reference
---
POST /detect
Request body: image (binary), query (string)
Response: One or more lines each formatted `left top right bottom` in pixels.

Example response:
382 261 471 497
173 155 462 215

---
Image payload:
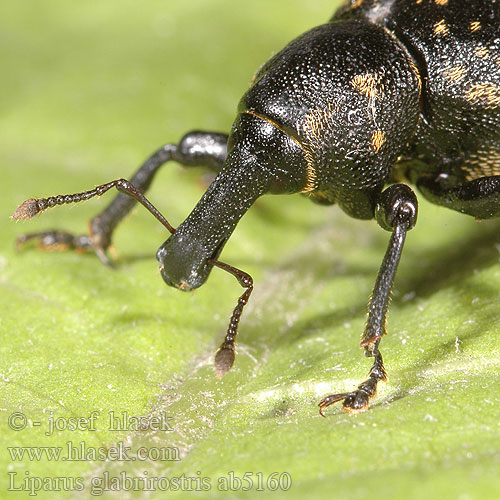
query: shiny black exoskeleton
13 0 500 414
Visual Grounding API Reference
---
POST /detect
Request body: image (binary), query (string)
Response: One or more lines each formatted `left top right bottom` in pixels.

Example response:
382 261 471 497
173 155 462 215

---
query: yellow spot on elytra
371 130 386 153
434 0 448 5
464 149 500 181
416 0 422 4
434 19 449 36
470 21 481 32
465 83 500 108
442 65 467 83
351 73 382 99
474 46 489 59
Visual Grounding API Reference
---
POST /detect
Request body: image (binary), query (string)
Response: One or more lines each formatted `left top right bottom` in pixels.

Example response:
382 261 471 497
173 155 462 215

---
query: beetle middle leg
319 184 418 415
14 131 228 265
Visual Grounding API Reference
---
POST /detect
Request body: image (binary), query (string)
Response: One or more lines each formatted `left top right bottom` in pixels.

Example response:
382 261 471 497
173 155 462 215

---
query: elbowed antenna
11 178 176 234
10 138 273 379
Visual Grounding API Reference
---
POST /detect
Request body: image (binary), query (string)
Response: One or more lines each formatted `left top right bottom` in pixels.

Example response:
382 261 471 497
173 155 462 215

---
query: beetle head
155 111 309 292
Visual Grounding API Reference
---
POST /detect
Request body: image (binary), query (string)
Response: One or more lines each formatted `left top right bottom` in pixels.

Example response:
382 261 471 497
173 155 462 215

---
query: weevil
12 0 500 414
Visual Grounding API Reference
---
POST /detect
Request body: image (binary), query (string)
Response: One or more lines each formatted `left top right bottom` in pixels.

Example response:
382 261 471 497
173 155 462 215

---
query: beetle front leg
319 184 418 415
14 131 228 265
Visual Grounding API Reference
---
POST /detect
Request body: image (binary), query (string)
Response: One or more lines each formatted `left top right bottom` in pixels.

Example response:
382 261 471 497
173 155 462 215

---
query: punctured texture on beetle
240 19 420 219
338 0 500 206
13 0 500 414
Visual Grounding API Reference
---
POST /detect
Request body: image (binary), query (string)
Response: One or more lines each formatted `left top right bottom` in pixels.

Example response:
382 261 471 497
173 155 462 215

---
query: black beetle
12 0 500 414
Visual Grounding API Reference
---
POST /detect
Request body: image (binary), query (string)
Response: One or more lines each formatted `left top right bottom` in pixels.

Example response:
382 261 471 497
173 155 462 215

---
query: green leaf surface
1 1 500 499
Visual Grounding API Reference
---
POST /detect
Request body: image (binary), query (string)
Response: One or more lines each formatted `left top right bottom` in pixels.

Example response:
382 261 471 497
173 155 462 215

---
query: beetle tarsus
318 393 350 417
319 347 386 415
14 227 116 266
15 230 92 253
